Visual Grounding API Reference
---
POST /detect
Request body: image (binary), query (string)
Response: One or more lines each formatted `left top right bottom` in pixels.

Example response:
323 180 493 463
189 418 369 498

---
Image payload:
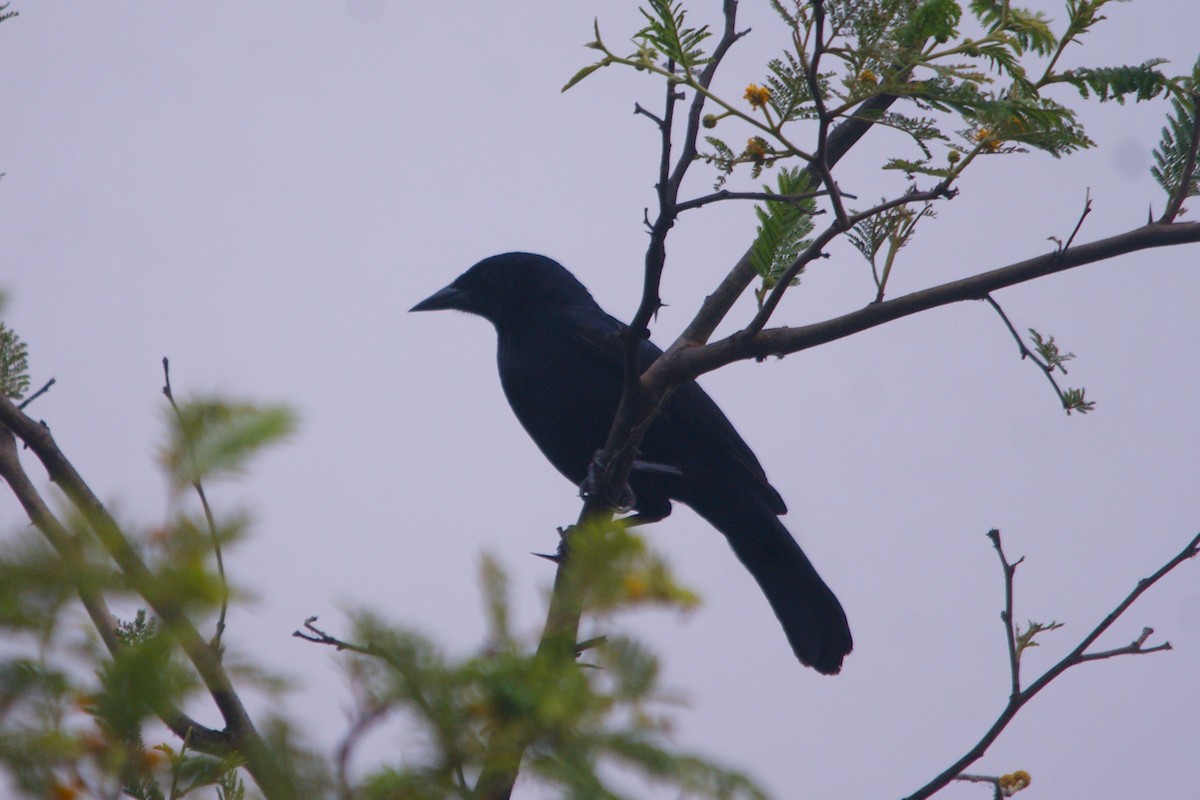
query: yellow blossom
974 128 1003 152
744 137 769 164
858 68 877 85
743 83 771 109
998 770 1032 796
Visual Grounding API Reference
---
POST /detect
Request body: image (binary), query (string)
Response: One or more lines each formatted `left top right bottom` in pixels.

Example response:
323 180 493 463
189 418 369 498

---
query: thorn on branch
633 102 665 128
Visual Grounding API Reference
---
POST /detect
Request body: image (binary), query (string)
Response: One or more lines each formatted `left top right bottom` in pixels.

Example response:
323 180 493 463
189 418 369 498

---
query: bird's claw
580 455 637 512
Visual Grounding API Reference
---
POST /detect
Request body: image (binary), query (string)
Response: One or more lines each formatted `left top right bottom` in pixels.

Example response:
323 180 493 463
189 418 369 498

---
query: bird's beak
410 284 463 313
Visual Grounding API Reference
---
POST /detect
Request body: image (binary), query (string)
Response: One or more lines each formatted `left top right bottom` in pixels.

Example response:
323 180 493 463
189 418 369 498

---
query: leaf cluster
0 627 245 800
1152 85 1200 209
0 323 30 400
346 523 756 800
635 0 711 74
161 397 297 489
749 168 817 304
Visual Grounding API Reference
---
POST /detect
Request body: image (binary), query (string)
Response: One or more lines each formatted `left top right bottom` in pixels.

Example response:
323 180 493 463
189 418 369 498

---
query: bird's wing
564 308 786 515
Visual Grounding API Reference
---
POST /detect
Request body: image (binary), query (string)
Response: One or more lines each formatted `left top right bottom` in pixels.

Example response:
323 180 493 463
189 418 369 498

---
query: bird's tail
692 500 852 674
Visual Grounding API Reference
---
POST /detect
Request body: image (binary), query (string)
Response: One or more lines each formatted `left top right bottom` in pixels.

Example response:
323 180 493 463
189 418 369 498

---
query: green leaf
896 0 963 48
635 0 711 72
763 51 819 123
163 398 297 488
1063 59 1171 104
1152 91 1200 203
749 167 817 299
0 323 30 400
562 59 611 92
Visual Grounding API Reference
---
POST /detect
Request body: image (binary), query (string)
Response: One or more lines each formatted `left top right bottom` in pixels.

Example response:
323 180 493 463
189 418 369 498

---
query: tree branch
983 295 1082 413
902 528 1200 800
0 395 295 799
676 90 900 348
162 357 229 647
0 424 234 755
647 220 1200 390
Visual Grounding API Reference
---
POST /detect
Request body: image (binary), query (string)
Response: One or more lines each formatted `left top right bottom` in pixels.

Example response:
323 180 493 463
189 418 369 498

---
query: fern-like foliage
1152 93 1200 207
764 51 819 123
847 201 935 296
1065 60 1171 103
163 398 298 488
970 0 1057 56
750 168 816 300
636 0 711 73
895 0 963 49
0 323 30 400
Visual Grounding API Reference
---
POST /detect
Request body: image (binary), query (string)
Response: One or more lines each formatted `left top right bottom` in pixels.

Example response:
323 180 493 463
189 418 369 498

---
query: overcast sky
2 2 1198 798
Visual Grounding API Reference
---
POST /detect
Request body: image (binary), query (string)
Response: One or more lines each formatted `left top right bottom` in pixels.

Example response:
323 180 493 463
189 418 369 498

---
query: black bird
412 252 852 674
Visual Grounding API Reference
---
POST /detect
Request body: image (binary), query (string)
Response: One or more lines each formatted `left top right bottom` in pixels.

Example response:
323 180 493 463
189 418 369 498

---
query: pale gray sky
2 2 1198 798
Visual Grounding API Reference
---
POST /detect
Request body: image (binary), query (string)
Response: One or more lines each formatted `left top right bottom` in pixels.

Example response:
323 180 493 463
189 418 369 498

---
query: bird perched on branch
412 252 851 674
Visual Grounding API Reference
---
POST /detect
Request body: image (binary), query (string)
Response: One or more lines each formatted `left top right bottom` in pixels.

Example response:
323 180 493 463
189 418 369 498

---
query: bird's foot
580 455 637 513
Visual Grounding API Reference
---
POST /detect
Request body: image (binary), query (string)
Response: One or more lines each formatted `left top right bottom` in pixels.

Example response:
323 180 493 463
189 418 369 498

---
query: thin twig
986 529 1024 697
953 773 1002 800
675 188 840 213
633 102 665 127
1059 188 1093 253
902 529 1199 800
162 357 229 647
983 295 1072 411
804 0 850 228
292 616 377 656
17 377 55 410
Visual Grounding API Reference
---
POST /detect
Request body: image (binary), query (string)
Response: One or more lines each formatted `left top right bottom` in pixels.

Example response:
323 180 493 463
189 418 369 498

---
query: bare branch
16 376 55 410
1059 188 1093 253
293 616 376 656
162 356 229 647
902 529 1199 800
986 529 1024 697
646 220 1200 391
983 296 1086 413
675 188 837 213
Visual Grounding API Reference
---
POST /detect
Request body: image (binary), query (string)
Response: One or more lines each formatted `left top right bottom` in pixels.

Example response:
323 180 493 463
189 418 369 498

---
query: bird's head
410 252 596 330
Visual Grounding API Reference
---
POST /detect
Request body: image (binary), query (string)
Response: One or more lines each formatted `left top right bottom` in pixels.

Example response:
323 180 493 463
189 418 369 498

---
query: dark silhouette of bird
411 252 852 674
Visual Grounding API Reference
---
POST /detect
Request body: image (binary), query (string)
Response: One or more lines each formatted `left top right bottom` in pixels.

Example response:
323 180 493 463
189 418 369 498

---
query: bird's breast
495 329 623 484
